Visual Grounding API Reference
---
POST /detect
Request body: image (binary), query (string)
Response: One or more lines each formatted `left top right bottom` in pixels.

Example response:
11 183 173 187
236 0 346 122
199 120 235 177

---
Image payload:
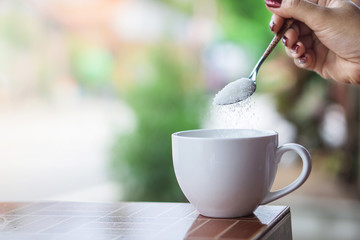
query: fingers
297 34 313 49
269 17 312 35
282 25 299 48
283 35 315 71
267 12 318 72
269 14 284 33
284 36 315 71
269 19 316 71
294 49 316 71
269 18 313 57
285 41 305 58
265 0 326 25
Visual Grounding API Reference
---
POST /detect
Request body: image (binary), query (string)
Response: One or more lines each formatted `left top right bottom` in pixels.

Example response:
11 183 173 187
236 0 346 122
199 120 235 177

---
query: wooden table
0 202 292 240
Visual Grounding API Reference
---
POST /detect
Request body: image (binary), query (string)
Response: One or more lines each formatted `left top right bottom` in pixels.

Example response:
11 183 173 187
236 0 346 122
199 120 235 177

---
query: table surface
0 201 290 240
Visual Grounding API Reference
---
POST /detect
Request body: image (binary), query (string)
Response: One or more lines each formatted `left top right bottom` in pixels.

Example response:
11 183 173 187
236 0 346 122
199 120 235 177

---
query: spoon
214 19 295 105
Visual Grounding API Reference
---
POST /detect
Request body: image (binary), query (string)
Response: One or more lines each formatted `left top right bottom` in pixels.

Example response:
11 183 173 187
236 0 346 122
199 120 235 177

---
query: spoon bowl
214 19 294 105
213 78 256 105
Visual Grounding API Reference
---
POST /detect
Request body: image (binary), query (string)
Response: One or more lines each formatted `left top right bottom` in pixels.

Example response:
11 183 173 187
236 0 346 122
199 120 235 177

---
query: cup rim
172 128 278 140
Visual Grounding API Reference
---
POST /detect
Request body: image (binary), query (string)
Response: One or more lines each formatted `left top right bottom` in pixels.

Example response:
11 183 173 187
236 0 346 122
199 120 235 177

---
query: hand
265 0 360 84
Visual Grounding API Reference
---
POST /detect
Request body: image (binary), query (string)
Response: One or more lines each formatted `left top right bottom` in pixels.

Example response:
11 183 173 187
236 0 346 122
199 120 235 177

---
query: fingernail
298 54 307 64
291 44 299 54
269 20 275 32
282 36 288 47
265 0 282 8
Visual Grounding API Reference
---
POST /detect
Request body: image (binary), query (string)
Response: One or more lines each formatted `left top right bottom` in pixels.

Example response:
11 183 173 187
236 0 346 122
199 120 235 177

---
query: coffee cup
172 129 311 218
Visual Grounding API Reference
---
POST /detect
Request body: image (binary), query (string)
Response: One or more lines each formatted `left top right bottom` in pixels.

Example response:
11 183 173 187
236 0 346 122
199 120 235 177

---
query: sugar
213 78 256 105
208 96 258 129
205 78 258 129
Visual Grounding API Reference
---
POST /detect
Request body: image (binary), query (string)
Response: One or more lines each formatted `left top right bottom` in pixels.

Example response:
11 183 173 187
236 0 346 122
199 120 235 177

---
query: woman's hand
265 0 360 84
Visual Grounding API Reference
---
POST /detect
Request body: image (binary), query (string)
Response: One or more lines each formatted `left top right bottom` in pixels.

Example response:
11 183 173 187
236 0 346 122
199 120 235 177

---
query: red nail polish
282 36 288 47
269 20 275 32
291 44 299 53
265 0 282 8
299 55 307 64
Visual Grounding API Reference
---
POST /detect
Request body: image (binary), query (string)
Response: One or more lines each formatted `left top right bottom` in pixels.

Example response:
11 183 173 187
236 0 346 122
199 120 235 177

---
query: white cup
172 129 312 218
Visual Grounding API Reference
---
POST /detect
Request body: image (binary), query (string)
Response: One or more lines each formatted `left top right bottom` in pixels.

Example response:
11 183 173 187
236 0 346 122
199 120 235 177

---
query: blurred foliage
216 0 272 51
274 66 360 190
157 0 194 14
70 44 114 90
111 45 206 201
158 0 273 52
0 14 33 48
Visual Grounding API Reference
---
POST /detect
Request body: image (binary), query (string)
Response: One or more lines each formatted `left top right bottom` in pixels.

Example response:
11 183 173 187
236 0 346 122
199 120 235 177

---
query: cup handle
261 143 312 205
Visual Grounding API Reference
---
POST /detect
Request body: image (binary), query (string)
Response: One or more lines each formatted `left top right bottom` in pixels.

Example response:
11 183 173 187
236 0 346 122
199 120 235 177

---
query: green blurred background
0 0 359 239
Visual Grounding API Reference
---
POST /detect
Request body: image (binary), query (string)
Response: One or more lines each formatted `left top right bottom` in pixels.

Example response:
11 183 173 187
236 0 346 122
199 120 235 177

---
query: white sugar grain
209 96 257 129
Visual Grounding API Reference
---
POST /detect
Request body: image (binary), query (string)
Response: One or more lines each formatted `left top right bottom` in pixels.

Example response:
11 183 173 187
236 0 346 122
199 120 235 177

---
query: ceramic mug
172 129 312 218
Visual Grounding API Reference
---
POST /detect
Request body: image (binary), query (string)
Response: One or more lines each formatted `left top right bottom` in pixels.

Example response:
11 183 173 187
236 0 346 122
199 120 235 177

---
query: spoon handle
249 18 294 81
263 18 295 58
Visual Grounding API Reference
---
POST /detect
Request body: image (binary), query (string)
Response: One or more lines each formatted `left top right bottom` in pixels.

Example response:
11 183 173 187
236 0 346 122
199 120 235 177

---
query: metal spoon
214 19 295 105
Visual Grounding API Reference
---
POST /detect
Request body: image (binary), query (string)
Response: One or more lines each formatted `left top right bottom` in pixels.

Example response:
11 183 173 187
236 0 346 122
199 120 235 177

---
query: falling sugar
207 96 258 130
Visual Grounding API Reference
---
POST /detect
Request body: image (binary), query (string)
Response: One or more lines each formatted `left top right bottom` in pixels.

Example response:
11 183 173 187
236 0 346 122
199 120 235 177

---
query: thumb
266 0 329 28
